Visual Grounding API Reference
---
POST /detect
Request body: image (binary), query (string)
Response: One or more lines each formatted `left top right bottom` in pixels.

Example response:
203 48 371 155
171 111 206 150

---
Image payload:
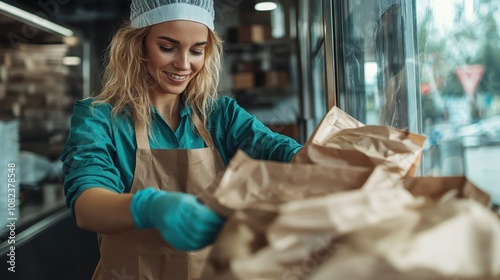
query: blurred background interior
1 0 500 279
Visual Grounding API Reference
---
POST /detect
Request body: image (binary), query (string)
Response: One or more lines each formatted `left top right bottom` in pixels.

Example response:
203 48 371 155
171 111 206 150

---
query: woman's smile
164 71 189 81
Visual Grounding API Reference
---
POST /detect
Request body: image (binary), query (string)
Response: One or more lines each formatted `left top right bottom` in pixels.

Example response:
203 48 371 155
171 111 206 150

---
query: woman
60 0 302 279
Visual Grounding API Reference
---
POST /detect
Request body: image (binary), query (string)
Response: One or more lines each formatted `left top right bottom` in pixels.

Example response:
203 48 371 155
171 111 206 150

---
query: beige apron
92 112 225 280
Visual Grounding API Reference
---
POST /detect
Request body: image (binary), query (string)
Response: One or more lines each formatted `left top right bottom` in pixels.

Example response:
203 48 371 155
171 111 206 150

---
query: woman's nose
173 52 189 70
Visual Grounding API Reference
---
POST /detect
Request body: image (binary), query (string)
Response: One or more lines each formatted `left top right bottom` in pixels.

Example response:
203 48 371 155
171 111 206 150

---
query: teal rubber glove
130 187 225 251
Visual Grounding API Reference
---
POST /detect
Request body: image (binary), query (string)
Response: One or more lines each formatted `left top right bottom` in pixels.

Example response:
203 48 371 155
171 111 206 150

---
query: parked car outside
456 115 500 146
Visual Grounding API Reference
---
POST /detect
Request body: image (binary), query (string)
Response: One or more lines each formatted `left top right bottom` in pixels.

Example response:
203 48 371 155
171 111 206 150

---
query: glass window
297 0 329 139
310 0 328 127
333 0 500 205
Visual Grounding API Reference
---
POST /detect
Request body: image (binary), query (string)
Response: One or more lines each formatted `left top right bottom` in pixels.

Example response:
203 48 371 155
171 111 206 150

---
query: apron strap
133 108 215 150
133 117 151 150
192 111 215 148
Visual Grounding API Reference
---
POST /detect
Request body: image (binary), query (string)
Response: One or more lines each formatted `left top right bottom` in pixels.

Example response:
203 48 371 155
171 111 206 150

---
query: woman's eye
159 46 174 52
191 50 204 56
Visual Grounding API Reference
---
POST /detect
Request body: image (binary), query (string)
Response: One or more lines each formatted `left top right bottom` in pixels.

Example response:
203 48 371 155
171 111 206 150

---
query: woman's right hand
130 187 225 251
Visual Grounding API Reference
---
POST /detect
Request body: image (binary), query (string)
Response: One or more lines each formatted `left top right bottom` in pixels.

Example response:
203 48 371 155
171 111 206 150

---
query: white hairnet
130 0 215 30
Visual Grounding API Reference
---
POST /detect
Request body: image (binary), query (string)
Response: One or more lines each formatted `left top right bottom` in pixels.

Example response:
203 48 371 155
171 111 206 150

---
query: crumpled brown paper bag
307 199 500 280
202 171 500 280
200 106 500 280
201 150 373 218
292 106 426 177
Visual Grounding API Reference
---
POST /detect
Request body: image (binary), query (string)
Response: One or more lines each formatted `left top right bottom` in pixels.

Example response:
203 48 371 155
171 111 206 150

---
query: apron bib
92 112 225 280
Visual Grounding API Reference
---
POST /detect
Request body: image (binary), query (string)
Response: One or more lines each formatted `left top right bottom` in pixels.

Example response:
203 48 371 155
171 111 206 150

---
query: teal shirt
60 96 302 215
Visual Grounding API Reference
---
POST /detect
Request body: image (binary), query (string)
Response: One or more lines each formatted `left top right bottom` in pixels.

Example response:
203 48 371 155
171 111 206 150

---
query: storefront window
333 0 500 205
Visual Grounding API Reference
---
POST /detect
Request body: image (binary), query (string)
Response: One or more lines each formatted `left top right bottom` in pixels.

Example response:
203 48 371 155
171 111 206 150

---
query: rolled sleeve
60 100 125 216
220 97 302 162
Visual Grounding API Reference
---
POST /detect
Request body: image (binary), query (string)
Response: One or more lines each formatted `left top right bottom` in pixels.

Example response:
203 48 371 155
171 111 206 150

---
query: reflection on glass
374 3 407 129
310 0 324 53
312 44 327 122
337 0 500 205
337 1 395 125
310 0 327 126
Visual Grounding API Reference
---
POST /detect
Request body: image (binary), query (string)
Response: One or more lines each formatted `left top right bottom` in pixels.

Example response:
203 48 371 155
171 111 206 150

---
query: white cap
130 0 215 30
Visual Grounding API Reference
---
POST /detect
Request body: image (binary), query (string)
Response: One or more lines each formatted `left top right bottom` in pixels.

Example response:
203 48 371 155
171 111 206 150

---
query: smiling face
144 20 209 96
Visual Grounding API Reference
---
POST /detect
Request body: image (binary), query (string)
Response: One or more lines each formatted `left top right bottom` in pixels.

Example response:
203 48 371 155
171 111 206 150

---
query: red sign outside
455 65 484 96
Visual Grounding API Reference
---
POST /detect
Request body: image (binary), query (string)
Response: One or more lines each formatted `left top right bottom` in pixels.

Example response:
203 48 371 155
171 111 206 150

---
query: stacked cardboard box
0 44 78 159
227 25 272 44
264 71 288 88
238 25 272 43
232 72 255 90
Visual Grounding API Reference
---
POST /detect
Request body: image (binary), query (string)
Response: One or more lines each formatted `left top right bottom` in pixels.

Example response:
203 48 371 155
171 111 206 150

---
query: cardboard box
238 25 272 43
232 72 255 90
265 71 288 88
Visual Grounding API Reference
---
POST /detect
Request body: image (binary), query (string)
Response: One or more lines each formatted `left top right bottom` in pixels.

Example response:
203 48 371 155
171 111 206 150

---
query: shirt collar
150 102 192 119
180 104 192 117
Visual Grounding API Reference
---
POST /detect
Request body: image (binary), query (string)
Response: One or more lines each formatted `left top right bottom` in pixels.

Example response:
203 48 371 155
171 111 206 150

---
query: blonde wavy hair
94 22 223 131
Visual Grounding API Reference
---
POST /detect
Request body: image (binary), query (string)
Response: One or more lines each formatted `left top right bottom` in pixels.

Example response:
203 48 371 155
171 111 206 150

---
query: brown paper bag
308 199 500 280
200 150 373 217
201 173 500 280
292 106 426 177
402 176 492 206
